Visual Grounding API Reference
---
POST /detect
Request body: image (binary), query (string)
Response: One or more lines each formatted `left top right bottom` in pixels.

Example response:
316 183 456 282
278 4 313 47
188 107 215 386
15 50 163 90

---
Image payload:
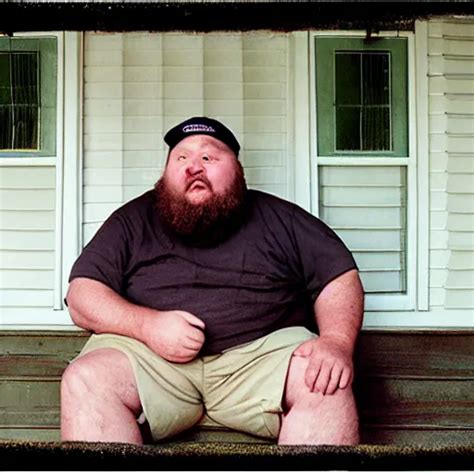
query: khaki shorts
77 326 315 441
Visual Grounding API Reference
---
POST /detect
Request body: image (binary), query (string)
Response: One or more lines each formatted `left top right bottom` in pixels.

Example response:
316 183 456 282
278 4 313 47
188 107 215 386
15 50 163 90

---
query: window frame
0 36 57 157
315 37 408 157
309 30 420 313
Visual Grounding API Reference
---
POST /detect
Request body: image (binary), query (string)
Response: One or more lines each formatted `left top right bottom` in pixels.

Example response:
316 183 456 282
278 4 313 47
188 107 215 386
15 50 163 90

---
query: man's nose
186 156 205 175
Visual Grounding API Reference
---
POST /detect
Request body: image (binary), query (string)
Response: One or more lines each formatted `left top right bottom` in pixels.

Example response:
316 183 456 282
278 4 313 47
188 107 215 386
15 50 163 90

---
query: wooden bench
1 329 473 445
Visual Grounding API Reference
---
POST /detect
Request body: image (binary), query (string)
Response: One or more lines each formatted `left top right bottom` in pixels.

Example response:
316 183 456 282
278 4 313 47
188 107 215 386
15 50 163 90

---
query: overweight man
61 116 364 445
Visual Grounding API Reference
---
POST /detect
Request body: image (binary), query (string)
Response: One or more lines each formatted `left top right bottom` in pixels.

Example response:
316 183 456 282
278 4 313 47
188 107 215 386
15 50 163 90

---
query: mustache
185 176 212 191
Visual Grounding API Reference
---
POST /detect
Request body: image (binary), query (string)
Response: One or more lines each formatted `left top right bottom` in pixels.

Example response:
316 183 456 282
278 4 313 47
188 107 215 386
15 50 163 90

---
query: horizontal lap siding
319 166 407 293
0 167 55 308
83 32 289 245
83 33 124 245
428 19 474 311
243 35 288 197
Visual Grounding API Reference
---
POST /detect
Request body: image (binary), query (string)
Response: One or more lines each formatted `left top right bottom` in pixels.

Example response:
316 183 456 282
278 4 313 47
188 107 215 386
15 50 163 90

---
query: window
0 37 57 157
0 32 82 326
316 37 408 157
313 35 415 311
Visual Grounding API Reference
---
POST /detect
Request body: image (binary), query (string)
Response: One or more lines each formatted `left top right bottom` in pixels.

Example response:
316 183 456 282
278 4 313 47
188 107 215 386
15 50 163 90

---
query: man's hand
293 336 354 396
140 310 205 363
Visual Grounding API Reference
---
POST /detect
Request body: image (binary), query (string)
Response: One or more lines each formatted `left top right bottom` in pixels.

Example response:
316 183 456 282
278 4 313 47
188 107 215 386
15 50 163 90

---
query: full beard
154 164 247 247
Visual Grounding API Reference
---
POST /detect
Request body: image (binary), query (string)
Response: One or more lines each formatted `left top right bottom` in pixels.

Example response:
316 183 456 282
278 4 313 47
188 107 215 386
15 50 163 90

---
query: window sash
315 37 408 157
0 37 57 157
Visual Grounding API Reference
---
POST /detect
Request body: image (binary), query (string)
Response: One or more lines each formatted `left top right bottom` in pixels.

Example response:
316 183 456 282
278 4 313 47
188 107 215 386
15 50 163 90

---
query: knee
285 355 356 409
61 349 141 414
61 349 125 399
61 353 104 401
285 354 357 407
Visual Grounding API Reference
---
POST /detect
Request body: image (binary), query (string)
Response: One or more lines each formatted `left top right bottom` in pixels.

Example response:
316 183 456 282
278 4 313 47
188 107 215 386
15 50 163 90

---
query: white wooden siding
428 18 474 310
319 166 407 294
83 33 124 246
0 167 56 308
83 32 289 244
80 25 472 324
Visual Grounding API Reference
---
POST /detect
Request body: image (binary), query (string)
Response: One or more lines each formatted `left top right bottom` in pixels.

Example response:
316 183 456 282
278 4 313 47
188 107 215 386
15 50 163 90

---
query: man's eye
178 155 186 161
202 155 210 161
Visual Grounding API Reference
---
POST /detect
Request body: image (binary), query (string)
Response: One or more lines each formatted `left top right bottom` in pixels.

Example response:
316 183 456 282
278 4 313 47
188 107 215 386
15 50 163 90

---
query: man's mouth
186 179 211 192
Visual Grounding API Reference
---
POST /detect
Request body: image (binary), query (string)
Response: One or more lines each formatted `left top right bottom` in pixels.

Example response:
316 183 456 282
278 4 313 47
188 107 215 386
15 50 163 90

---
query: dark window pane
362 53 390 106
13 53 38 106
0 51 39 150
336 106 360 150
335 50 391 152
0 106 13 149
0 54 12 149
362 107 390 151
0 54 11 104
15 105 38 149
335 53 361 105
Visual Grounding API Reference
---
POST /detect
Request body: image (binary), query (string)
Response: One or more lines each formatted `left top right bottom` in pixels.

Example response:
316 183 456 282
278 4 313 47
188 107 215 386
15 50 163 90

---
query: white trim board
1 309 471 330
0 309 74 326
61 32 83 306
291 31 312 212
0 157 56 167
414 20 430 311
54 31 65 310
364 310 473 328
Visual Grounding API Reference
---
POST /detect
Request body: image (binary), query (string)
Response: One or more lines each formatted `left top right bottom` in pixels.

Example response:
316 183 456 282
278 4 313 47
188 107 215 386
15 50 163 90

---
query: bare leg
61 349 143 444
278 353 359 445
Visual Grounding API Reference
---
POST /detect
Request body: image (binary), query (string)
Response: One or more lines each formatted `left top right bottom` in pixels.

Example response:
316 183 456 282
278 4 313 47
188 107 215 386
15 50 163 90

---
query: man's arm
66 277 205 363
293 269 364 395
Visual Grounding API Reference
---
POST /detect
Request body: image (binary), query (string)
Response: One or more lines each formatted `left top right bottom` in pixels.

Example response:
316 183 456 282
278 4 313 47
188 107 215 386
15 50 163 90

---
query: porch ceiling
0 2 473 34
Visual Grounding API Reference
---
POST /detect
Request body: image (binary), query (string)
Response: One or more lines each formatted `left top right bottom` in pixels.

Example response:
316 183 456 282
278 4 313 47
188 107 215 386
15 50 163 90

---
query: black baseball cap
164 116 240 157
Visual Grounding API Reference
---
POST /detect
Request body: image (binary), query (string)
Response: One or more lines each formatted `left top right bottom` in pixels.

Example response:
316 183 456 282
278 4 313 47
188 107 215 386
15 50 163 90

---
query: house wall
83 32 290 245
428 19 474 312
0 166 56 310
1 19 472 323
82 21 474 315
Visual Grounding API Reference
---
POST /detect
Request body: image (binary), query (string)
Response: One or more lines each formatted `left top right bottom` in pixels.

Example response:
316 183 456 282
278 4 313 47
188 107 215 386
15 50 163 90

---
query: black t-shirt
69 189 357 354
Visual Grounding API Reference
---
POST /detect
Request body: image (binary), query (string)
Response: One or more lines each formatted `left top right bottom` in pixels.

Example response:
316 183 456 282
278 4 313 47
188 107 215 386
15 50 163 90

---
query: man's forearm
66 277 153 341
314 269 364 353
67 277 206 363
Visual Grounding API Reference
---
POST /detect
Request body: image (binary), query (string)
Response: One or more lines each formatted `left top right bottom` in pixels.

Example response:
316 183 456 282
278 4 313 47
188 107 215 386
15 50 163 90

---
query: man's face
155 134 247 245
163 134 239 205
